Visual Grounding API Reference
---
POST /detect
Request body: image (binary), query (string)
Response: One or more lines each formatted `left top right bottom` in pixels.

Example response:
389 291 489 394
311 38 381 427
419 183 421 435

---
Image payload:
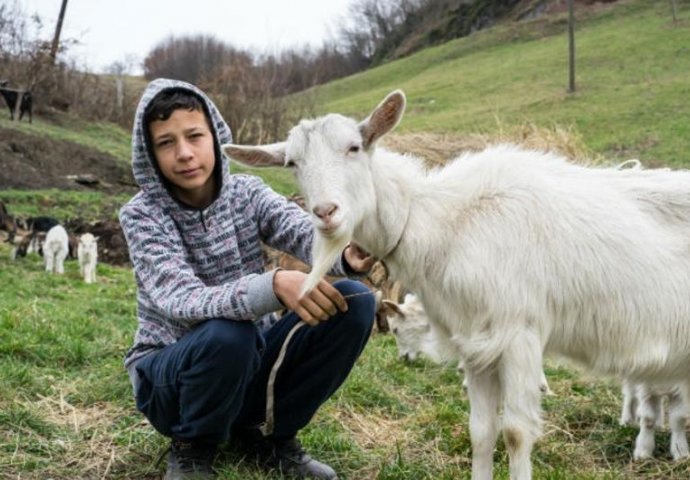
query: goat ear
222 142 288 168
382 299 405 318
359 90 406 150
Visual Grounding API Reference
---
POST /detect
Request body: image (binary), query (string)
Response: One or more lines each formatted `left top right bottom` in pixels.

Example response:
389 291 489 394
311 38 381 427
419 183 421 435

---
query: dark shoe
259 437 338 479
164 439 216 480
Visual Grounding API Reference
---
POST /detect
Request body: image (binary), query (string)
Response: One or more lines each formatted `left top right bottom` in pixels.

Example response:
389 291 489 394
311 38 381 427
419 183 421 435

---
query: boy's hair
144 89 208 127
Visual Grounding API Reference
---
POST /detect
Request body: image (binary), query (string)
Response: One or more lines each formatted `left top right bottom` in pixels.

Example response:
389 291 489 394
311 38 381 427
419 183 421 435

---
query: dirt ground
0 125 138 265
0 126 136 194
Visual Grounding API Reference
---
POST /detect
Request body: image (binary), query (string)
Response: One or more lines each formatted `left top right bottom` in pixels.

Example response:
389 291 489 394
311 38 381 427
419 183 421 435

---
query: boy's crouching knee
193 318 260 364
332 279 376 334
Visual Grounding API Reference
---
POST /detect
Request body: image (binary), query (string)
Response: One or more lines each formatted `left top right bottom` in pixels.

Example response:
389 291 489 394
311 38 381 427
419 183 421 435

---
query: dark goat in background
0 201 19 243
15 217 60 256
0 80 32 123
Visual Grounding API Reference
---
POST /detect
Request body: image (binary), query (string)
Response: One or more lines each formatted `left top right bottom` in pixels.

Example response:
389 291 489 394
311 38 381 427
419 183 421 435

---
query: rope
258 289 374 436
258 321 306 436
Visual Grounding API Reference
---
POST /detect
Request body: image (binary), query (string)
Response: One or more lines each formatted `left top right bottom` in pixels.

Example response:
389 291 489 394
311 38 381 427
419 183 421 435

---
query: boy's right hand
273 270 348 326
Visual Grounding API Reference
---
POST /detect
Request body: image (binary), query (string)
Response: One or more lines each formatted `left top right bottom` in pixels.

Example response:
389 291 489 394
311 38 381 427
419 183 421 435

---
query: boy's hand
273 270 348 326
344 242 377 273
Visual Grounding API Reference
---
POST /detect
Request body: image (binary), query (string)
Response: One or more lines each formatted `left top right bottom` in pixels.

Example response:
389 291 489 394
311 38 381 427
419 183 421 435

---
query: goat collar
380 193 411 263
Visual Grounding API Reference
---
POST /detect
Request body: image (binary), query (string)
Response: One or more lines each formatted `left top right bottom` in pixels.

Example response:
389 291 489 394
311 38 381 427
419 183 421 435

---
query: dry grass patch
331 401 469 478
3 393 155 480
384 122 606 168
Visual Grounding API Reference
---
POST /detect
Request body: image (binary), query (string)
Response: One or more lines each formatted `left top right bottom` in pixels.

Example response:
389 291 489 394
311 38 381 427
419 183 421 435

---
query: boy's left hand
344 242 377 273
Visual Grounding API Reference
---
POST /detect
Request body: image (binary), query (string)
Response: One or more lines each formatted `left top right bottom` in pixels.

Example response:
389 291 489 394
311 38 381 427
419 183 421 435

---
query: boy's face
149 108 216 208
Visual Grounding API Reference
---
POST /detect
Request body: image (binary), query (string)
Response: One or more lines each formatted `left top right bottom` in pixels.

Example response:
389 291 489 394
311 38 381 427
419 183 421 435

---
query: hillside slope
0 126 134 193
312 0 690 167
0 0 687 197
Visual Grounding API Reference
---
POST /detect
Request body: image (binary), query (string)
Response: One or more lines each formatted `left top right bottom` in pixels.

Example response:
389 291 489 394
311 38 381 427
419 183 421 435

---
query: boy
119 78 376 480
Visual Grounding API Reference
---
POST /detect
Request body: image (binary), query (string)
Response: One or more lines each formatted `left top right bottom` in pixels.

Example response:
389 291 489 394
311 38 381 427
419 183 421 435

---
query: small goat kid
223 91 690 480
620 380 689 460
43 225 69 274
385 293 552 395
77 233 98 283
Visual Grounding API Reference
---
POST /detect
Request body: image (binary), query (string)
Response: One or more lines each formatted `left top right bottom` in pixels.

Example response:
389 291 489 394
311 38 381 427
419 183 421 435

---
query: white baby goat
223 91 690 480
77 233 98 283
43 225 69 274
385 293 552 395
620 380 689 460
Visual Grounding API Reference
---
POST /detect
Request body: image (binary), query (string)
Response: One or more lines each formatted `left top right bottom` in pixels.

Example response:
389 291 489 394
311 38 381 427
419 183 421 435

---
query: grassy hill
310 0 690 168
2 0 688 203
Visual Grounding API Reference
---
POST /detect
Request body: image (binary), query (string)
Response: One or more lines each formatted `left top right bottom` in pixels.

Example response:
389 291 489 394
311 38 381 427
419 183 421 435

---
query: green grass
230 163 300 196
1 243 689 479
0 189 132 222
0 114 132 164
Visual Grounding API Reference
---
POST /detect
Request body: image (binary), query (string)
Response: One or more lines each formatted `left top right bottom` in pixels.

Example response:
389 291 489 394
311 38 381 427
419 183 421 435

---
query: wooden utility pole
567 0 576 93
670 0 678 23
49 0 69 62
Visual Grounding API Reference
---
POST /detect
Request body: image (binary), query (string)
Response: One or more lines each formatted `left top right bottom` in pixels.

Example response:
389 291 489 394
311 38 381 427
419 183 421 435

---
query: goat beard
302 228 352 296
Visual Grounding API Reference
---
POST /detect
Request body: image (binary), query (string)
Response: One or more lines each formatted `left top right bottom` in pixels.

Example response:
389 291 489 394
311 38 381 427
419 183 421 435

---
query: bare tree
144 35 248 85
106 54 138 123
0 1 56 100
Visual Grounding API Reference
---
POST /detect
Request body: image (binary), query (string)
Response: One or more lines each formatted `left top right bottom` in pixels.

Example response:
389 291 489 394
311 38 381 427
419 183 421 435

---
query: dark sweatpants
133 279 375 445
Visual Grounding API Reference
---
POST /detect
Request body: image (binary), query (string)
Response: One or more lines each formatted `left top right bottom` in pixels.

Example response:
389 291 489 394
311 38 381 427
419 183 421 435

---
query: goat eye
285 159 296 168
348 145 360 154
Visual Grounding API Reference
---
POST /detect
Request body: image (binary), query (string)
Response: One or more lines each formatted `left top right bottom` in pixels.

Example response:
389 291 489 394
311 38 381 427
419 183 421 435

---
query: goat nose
312 203 338 222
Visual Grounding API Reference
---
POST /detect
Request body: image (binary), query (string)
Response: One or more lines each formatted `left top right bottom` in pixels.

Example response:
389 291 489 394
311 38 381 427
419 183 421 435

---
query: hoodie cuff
247 270 284 317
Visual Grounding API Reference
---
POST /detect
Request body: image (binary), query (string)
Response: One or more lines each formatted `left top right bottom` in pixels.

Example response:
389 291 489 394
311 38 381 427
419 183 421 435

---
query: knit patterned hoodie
119 78 347 369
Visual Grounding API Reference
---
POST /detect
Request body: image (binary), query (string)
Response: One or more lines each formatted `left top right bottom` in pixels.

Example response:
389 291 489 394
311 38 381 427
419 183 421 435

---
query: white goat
43 225 69 274
384 293 436 362
77 233 98 283
223 90 690 480
385 293 553 395
620 380 689 460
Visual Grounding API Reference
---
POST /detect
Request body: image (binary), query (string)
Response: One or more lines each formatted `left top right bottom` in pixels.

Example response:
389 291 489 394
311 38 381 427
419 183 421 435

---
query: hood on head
130 78 233 207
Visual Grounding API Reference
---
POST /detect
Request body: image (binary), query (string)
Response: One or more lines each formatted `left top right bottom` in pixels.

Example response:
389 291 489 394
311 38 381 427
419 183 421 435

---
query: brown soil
0 126 136 194
0 126 138 265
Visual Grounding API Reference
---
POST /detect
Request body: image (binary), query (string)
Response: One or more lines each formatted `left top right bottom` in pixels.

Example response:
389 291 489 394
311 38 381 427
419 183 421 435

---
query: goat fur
43 225 69 274
223 90 690 480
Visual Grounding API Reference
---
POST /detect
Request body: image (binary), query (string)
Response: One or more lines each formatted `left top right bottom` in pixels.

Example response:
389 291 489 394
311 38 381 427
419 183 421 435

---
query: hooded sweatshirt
119 78 347 370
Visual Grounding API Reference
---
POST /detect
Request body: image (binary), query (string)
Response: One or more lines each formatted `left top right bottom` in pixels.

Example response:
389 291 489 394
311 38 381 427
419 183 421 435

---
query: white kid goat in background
224 90 690 480
77 233 98 283
43 224 69 274
384 293 552 395
384 293 435 362
620 380 689 460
